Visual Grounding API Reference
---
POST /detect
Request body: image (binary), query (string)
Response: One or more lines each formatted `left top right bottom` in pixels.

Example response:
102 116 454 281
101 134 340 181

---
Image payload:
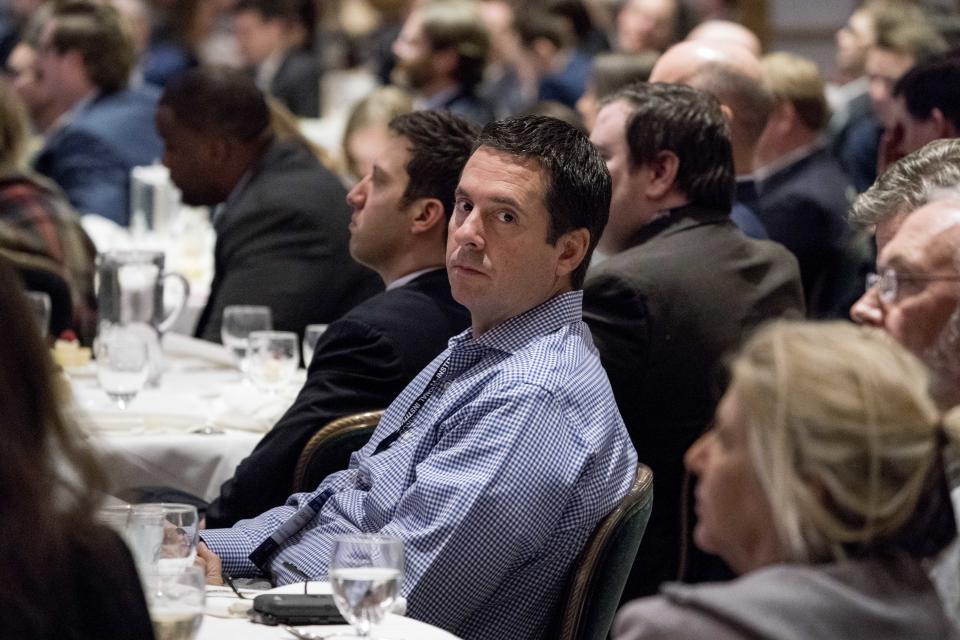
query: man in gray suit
584 81 804 599
156 67 381 342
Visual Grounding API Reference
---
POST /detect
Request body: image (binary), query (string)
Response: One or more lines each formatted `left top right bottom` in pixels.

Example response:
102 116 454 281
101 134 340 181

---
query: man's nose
850 286 884 326
452 209 484 249
346 177 367 209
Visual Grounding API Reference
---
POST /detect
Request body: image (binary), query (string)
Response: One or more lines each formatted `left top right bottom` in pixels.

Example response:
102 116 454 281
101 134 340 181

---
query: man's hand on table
195 541 224 585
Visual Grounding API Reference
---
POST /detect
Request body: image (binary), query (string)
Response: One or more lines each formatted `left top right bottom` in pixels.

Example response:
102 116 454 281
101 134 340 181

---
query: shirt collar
449 290 583 355
754 138 825 183
387 266 444 290
419 85 461 111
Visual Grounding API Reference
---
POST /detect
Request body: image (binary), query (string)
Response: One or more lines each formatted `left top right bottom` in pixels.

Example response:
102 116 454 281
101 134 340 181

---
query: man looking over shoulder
204 110 475 528
585 82 804 598
197 115 638 640
155 67 381 342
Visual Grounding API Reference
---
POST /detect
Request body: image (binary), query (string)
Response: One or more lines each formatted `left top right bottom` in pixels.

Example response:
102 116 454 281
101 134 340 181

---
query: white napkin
74 408 199 433
207 385 297 432
162 333 235 368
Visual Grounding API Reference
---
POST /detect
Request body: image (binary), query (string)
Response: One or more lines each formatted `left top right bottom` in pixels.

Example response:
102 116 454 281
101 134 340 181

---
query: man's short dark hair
388 110 479 219
608 82 735 211
159 66 271 141
49 1 133 94
894 52 960 132
233 0 299 22
475 115 611 289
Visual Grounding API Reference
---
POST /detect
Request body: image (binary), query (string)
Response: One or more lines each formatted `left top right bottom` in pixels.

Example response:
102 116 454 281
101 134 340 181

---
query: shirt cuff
201 528 263 578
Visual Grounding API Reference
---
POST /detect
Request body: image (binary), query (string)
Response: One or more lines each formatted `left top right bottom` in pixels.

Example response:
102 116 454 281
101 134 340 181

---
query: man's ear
931 107 958 138
410 198 446 235
644 150 680 200
554 227 590 279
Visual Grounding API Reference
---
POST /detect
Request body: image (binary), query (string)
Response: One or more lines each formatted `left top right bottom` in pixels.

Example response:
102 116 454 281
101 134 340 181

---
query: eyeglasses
866 268 960 304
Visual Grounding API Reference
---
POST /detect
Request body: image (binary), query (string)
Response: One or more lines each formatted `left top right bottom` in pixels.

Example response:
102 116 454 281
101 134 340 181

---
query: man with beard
391 0 495 126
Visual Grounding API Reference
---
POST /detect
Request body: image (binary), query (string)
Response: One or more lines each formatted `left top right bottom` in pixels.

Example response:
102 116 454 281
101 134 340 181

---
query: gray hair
850 138 960 229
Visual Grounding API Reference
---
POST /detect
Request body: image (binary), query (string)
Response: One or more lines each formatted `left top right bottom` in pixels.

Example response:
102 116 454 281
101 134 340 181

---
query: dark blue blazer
205 268 470 527
33 87 163 226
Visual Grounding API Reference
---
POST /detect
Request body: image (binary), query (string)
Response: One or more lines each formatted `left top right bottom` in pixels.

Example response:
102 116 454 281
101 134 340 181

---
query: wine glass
329 534 404 638
302 323 329 368
96 324 150 409
144 565 205 640
247 330 299 394
220 305 272 375
156 503 200 573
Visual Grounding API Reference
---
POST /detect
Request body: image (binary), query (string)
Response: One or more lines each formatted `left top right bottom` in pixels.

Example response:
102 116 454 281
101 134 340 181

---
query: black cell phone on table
249 593 346 625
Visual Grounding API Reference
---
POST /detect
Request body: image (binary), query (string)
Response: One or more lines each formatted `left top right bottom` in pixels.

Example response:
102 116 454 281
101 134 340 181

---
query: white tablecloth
200 582 461 640
66 342 305 501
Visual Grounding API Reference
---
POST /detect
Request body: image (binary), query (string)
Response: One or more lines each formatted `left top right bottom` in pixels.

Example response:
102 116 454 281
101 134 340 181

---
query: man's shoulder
340 271 469 335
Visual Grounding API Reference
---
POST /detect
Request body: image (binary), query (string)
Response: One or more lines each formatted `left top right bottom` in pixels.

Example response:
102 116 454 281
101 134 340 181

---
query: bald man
650 40 771 239
685 19 761 56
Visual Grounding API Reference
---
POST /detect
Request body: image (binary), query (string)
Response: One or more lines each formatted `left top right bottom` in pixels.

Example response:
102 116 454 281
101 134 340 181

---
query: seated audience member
0 256 153 639
0 78 96 342
847 6 946 189
614 0 687 54
851 197 960 409
576 51 658 131
652 40 772 239
391 0 496 126
232 0 320 118
754 52 859 317
885 53 960 168
4 4 59 135
476 0 537 119
341 85 413 184
31 0 164 226
204 110 475 527
155 67 381 343
685 19 761 56
514 8 591 109
585 82 804 598
196 116 638 639
613 321 960 640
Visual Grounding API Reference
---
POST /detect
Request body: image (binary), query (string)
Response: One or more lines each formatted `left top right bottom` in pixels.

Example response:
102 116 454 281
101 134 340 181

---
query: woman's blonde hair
341 86 413 179
732 320 958 564
0 78 29 176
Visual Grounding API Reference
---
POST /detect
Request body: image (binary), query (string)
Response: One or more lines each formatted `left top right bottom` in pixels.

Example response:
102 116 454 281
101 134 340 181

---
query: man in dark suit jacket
155 67 381 343
205 110 476 527
30 1 163 226
754 52 861 318
233 0 320 118
585 83 804 599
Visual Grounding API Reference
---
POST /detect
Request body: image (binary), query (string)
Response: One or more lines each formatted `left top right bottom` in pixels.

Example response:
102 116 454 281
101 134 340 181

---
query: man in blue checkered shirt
197 115 638 638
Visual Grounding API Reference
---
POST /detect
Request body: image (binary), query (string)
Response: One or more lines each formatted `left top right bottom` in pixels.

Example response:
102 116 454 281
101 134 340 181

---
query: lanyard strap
374 357 451 455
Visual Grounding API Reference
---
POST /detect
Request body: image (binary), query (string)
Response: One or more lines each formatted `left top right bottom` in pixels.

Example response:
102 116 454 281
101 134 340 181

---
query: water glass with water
144 565 205 640
220 305 272 374
156 503 200 573
96 324 151 409
302 323 328 368
329 534 404 637
246 330 299 393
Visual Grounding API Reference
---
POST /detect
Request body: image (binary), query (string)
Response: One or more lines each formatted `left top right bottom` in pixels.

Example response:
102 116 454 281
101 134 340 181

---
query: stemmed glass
96 324 150 409
246 331 299 394
220 305 272 376
329 534 404 638
302 323 329 368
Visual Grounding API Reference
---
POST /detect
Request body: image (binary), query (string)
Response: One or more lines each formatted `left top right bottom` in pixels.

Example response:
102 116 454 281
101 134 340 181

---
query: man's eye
496 211 515 223
456 200 472 214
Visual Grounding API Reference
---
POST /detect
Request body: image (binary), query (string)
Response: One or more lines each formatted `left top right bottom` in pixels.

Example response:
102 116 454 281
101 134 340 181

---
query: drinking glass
96 324 150 409
329 534 404 638
302 323 329 368
156 503 200 573
26 291 51 338
145 565 205 640
97 503 165 573
220 305 272 375
247 330 299 394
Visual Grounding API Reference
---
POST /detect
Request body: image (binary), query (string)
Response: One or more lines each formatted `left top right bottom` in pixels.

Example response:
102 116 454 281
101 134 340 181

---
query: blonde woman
615 321 960 639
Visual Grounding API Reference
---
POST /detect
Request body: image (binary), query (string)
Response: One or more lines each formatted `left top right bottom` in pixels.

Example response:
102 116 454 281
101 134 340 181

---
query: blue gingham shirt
202 291 637 638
